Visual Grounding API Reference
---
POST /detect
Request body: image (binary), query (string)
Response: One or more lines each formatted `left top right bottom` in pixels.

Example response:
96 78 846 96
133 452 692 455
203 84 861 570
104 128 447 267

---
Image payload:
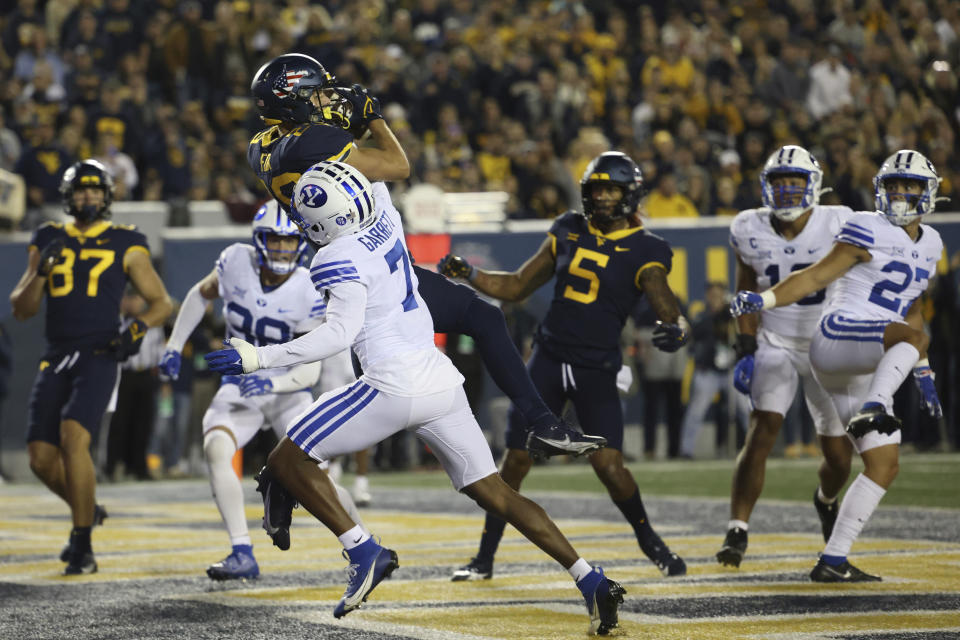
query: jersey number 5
563 247 609 305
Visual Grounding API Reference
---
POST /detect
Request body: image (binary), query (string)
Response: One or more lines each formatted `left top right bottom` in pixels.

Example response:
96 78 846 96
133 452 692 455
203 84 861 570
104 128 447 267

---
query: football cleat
62 551 97 576
846 404 902 439
716 527 748 568
60 504 108 562
450 556 493 582
255 466 297 551
810 558 881 583
206 547 260 581
641 534 687 577
526 421 606 459
577 566 626 636
333 538 399 618
813 489 839 542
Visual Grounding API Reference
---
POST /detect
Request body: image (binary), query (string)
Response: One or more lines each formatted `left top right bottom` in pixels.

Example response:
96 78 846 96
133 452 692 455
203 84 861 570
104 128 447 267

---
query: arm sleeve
165 282 208 352
256 280 367 369
267 360 322 393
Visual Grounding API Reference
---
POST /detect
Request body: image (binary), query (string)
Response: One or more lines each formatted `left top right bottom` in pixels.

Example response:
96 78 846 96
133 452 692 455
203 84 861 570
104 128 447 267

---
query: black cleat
813 489 839 542
63 551 97 576
526 420 606 459
846 405 902 439
60 504 108 562
810 558 881 582
641 534 686 577
716 527 748 568
255 466 298 551
579 567 626 636
451 556 493 581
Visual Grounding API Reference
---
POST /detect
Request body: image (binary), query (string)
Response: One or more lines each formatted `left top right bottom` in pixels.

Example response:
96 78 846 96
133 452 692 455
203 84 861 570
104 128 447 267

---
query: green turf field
370 452 960 509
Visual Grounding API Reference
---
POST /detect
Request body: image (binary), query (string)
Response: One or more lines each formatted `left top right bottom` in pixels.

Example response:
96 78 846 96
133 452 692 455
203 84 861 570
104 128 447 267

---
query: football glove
733 355 755 395
37 238 66 277
205 338 261 375
437 254 474 280
652 320 689 352
337 84 383 136
239 375 273 398
912 361 943 419
105 319 148 361
730 291 765 317
158 349 182 380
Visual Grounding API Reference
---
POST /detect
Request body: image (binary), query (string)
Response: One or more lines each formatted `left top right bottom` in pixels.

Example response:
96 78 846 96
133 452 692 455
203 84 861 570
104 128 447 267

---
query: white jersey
307 182 464 396
216 243 325 379
822 212 943 322
730 205 854 343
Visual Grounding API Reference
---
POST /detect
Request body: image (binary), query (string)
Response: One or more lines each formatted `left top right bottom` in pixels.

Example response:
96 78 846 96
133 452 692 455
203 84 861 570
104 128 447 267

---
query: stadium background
1 1 959 638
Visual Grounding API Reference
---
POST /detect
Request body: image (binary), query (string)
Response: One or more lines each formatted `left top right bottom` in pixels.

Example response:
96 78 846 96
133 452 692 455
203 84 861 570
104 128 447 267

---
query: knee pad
203 429 237 466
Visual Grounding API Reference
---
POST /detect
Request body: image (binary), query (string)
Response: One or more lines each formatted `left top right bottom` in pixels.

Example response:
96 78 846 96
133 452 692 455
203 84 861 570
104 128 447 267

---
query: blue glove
913 362 943 418
730 291 765 317
733 355 754 395
204 339 244 375
158 349 182 380
239 375 273 398
652 320 688 352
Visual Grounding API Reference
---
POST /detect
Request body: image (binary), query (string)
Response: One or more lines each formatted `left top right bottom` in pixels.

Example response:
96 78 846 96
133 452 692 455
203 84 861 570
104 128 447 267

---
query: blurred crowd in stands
2 0 959 225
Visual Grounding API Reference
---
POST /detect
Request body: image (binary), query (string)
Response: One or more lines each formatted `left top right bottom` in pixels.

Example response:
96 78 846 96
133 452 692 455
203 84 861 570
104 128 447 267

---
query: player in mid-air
10 160 172 575
730 149 944 581
245 52 602 468
717 146 855 568
158 200 364 580
438 152 690 580
205 163 627 635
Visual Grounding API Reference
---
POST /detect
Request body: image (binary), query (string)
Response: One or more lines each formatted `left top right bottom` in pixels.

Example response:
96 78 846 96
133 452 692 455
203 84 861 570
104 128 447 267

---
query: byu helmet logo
299 184 327 208
335 216 347 226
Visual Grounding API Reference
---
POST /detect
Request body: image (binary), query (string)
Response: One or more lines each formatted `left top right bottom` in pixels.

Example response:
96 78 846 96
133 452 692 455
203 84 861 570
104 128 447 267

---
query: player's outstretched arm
731 242 868 315
10 246 49 321
160 270 219 380
125 250 174 328
340 87 410 184
639 265 691 352
438 237 556 302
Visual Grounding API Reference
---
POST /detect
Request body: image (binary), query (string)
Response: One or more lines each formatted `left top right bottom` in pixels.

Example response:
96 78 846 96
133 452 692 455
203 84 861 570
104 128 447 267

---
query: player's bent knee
203 429 237 465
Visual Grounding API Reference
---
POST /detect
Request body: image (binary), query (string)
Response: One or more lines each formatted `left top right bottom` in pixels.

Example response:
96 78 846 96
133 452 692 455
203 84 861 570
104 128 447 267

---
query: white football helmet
759 145 823 221
252 200 307 274
290 162 377 247
874 149 941 226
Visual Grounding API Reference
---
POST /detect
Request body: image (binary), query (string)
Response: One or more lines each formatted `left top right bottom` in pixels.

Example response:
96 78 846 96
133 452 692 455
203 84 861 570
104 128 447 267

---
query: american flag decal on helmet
272 67 307 98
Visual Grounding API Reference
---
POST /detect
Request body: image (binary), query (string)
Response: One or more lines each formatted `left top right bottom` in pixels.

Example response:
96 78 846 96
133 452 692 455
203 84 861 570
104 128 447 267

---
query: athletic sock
728 519 749 531
71 526 92 554
476 512 507 562
204 431 249 546
338 524 370 550
614 489 657 546
567 557 593 583
863 342 919 411
823 473 886 559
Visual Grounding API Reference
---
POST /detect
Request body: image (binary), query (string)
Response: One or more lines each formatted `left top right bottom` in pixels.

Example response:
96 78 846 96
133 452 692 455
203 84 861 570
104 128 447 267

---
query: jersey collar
586 220 643 241
65 220 112 239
